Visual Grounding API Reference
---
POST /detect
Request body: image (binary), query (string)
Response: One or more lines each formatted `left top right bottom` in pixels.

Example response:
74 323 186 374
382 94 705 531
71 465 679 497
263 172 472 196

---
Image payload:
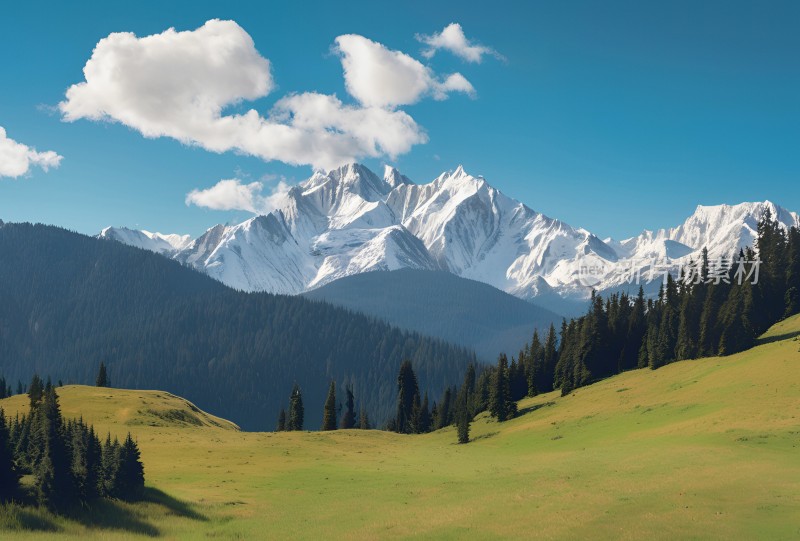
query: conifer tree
96 362 109 387
116 433 145 501
395 360 420 434
414 393 431 434
287 384 304 431
0 409 19 501
276 408 287 432
489 354 511 422
34 385 74 510
358 407 370 430
322 381 337 431
457 407 470 444
340 386 356 429
28 374 44 412
101 434 120 497
526 330 542 396
541 323 558 392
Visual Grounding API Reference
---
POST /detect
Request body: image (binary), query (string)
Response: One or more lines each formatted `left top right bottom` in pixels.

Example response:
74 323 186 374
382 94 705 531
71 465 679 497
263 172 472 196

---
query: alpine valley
100 163 800 314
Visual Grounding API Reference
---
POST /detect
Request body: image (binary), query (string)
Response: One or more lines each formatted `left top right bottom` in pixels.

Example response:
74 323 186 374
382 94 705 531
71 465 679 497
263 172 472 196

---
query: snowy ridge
98 165 800 311
98 227 192 254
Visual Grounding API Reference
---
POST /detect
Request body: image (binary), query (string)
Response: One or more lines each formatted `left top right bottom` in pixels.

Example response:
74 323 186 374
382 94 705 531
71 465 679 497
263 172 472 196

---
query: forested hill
0 222 476 430
304 269 562 361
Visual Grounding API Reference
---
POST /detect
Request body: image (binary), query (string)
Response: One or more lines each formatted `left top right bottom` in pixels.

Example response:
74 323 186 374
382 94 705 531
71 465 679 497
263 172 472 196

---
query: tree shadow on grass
67 499 160 537
143 487 208 522
66 488 206 537
517 401 556 417
756 329 800 345
0 502 62 532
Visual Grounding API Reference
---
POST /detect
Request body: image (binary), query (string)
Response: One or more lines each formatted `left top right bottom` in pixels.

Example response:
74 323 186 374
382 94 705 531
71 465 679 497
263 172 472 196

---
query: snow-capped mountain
98 164 800 312
98 227 192 254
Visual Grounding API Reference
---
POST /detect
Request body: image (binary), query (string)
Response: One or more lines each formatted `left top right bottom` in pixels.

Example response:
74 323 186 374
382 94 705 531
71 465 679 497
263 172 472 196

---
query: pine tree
541 323 558 393
287 384 304 431
116 433 145 501
276 408 286 431
339 386 356 429
34 386 74 510
322 381 337 431
0 409 19 501
395 360 420 434
358 407 370 430
101 434 120 497
457 406 470 444
96 362 109 387
28 374 44 412
414 393 431 434
489 354 511 422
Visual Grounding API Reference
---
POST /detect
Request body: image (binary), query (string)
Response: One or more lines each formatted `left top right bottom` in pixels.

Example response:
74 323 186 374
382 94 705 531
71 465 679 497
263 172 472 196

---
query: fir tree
0 409 19 501
358 407 370 430
322 381 337 431
287 384 304 431
34 386 74 510
489 354 511 422
116 433 145 501
96 362 109 387
28 374 44 412
456 408 470 444
276 408 286 432
395 360 420 434
339 386 356 429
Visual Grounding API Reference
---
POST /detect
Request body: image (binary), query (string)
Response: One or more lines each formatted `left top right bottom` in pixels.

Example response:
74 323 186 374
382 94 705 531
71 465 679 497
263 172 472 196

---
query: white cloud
334 34 475 108
0 126 63 178
186 178 292 214
417 23 502 63
59 20 429 171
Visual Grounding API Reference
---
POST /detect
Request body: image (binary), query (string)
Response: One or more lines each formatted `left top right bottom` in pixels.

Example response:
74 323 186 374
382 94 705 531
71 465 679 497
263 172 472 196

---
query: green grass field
2 315 800 540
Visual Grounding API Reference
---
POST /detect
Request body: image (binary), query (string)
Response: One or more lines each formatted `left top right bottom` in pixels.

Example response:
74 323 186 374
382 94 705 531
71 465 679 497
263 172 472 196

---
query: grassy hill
2 316 800 539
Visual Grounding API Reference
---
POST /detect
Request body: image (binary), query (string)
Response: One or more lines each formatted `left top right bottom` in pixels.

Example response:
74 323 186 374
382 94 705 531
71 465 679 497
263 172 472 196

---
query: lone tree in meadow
340 385 356 429
322 381 337 431
96 362 109 387
287 384 304 431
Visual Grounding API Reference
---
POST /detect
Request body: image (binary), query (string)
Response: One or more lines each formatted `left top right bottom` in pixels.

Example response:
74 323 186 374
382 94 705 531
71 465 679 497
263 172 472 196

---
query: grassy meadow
2 315 800 539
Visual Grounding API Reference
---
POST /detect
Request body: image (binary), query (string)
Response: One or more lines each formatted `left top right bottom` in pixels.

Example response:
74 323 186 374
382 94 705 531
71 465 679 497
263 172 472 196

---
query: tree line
0 374 145 510
376 210 800 444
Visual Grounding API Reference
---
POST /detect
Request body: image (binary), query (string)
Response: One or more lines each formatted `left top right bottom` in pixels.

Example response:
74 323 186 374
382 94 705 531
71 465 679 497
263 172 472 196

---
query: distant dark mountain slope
304 269 562 361
0 223 476 430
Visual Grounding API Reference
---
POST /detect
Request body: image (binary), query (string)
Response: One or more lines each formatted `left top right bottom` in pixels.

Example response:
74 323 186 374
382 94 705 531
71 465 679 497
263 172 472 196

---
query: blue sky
0 0 798 240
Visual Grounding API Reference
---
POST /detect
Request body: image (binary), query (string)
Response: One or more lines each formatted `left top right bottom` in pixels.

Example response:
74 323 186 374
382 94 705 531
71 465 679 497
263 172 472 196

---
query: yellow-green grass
2 315 800 540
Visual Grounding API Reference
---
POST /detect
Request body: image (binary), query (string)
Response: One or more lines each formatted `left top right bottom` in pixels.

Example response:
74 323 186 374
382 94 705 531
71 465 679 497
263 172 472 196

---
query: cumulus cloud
334 34 475 108
0 126 63 178
186 178 292 214
59 20 429 171
417 23 502 63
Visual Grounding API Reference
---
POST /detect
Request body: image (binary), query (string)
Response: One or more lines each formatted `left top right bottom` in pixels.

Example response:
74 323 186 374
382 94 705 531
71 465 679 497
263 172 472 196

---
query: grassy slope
2 316 800 540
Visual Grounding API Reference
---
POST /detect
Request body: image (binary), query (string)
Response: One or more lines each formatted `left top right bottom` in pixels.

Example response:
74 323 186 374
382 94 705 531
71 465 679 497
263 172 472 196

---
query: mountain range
99 163 800 315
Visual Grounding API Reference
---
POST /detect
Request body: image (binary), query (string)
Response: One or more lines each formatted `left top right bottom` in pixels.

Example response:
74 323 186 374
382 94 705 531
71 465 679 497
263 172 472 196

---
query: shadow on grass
756 329 800 345
143 487 208 522
471 431 499 441
517 401 556 417
67 499 160 537
0 502 62 532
